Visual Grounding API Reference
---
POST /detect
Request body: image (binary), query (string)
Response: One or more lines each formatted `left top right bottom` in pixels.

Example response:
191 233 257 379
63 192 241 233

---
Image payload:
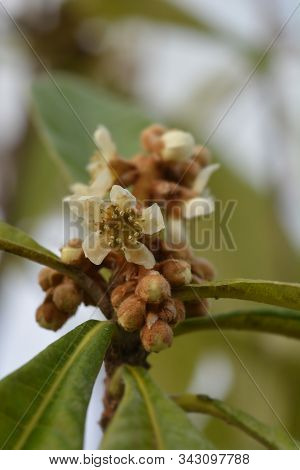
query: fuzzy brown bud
117 294 146 332
52 281 82 315
36 302 69 331
111 281 137 309
160 259 192 287
140 124 166 153
38 267 64 291
135 271 171 303
140 318 173 353
158 298 177 324
158 298 186 326
38 267 51 291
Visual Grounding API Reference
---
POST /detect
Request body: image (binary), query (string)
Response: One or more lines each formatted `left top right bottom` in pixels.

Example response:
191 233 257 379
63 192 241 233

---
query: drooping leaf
101 365 212 450
0 221 109 310
175 308 300 339
32 73 150 184
0 320 114 450
175 280 300 311
173 394 298 450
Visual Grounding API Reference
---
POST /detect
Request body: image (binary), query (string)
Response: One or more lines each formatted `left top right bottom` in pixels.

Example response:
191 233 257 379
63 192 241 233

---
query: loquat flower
69 185 165 269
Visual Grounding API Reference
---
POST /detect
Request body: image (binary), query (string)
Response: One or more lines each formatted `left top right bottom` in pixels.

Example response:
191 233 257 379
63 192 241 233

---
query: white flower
73 185 165 269
160 129 195 161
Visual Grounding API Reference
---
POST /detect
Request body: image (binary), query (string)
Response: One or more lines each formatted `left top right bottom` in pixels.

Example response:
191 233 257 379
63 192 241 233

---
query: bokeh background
0 0 300 449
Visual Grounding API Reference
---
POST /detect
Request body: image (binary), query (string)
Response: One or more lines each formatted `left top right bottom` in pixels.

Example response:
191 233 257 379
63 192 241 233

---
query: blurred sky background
0 0 300 449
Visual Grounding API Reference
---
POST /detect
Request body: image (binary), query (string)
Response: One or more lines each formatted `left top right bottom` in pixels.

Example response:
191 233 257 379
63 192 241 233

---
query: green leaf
175 279 300 311
0 221 110 311
32 73 150 184
101 365 212 450
0 220 67 272
173 394 298 450
0 320 114 450
175 308 300 340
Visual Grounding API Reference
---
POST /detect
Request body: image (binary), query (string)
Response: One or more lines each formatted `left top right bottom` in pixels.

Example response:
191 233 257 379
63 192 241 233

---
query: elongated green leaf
0 320 114 450
175 308 300 339
101 365 212 450
175 280 300 311
0 221 110 310
0 220 68 272
32 73 149 184
173 394 298 450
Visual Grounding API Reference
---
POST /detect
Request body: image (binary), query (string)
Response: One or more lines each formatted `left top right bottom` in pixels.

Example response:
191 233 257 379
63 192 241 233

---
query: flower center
98 204 144 248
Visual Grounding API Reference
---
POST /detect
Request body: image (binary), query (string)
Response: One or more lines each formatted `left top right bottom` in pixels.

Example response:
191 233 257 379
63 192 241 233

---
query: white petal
82 232 111 265
161 129 195 161
93 125 116 161
123 243 155 269
183 197 215 219
70 182 90 197
110 185 136 209
90 167 115 196
78 196 104 224
86 156 104 176
64 188 91 219
166 217 186 244
193 163 220 194
141 204 165 235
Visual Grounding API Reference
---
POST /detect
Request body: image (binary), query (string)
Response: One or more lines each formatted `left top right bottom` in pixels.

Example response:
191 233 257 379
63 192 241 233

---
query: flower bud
38 267 63 291
158 298 186 325
160 259 192 287
38 267 52 291
160 130 195 161
140 124 166 152
36 302 69 331
158 298 177 324
140 319 173 353
117 294 146 332
52 281 82 315
61 246 84 265
111 281 137 309
135 271 171 303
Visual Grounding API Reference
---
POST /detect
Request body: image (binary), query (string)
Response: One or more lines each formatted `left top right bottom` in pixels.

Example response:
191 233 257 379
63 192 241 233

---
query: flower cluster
111 261 189 352
36 123 219 352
